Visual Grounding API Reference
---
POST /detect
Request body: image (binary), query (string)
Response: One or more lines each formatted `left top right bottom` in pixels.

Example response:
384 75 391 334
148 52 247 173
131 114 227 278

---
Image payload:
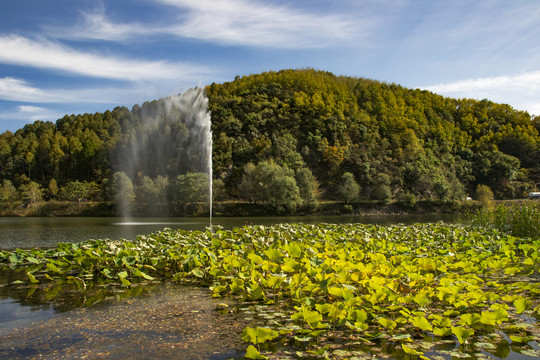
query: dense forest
1 69 539 215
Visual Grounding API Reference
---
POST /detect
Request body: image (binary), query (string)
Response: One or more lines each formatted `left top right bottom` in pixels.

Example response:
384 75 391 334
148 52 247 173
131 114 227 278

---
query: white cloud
0 77 58 102
0 35 211 81
17 105 49 113
0 104 61 124
45 11 148 42
163 0 363 48
0 76 190 107
49 0 367 48
423 71 540 115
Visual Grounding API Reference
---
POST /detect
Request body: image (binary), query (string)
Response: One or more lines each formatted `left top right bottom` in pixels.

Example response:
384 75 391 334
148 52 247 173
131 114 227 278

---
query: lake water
0 214 458 250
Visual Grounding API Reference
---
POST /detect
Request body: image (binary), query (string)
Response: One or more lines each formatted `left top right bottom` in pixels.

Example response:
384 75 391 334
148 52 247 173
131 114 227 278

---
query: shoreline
0 199 483 218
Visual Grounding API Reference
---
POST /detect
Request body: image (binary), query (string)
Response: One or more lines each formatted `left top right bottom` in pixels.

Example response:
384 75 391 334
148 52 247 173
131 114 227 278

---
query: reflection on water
0 214 459 250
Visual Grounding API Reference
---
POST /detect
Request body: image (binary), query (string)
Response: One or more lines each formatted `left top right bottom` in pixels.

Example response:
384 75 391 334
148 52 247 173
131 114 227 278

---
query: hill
1 69 539 215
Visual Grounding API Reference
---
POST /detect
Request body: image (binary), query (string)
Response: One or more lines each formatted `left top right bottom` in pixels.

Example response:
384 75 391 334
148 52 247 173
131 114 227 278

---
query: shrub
476 184 494 209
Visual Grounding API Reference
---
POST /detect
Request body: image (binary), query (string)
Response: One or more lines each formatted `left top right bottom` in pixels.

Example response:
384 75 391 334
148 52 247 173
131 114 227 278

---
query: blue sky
1 0 539 132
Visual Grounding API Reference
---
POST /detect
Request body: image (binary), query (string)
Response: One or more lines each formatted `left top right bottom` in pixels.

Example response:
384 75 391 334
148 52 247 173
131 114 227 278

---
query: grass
469 201 540 238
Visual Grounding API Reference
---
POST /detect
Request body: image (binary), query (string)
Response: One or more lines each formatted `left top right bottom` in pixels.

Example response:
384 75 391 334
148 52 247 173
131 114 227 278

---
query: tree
473 151 520 196
21 181 43 207
212 178 228 202
173 172 210 205
238 163 259 203
48 178 59 200
371 173 392 203
113 172 135 215
135 176 159 204
295 167 320 209
0 179 18 203
134 175 170 215
239 160 302 214
337 172 360 204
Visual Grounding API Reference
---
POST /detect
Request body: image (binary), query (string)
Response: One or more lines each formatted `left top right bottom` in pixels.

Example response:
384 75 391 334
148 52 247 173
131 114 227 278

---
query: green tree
0 179 18 203
212 178 228 202
239 160 301 214
20 181 43 207
337 172 360 204
48 178 59 200
173 172 210 205
113 172 135 215
238 163 259 203
295 167 320 209
135 176 159 204
371 173 392 203
60 181 91 201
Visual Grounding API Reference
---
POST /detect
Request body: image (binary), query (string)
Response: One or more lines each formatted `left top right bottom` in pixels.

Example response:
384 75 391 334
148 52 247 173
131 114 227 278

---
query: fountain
114 88 212 223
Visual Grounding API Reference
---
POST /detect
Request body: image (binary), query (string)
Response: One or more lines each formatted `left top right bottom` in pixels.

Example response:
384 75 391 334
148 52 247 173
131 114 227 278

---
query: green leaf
303 309 323 329
117 271 131 287
287 242 302 258
433 327 452 337
411 316 433 331
247 283 264 300
378 317 397 330
391 334 412 342
451 326 474 344
241 327 279 345
248 253 263 264
402 344 423 356
244 345 267 360
509 335 532 343
513 298 529 314
27 272 39 284
26 256 40 264
133 268 154 280
414 291 431 307
459 313 481 326
46 262 61 273
101 268 112 278
480 307 508 326
191 268 204 278
328 286 343 298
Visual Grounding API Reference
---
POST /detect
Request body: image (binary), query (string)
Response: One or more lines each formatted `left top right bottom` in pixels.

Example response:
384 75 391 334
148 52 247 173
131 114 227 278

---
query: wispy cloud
48 0 367 48
0 104 62 124
0 76 184 106
0 35 211 81
423 71 540 115
0 77 58 102
163 0 365 48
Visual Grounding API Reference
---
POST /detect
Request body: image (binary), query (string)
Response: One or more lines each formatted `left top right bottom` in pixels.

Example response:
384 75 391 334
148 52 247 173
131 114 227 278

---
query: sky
1 0 539 133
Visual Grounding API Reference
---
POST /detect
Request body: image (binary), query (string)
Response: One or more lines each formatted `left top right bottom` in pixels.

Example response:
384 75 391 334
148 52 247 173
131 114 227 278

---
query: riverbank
0 199 482 217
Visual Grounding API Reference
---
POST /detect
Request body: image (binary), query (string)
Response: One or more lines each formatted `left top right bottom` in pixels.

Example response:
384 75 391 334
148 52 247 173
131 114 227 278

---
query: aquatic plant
1 222 539 359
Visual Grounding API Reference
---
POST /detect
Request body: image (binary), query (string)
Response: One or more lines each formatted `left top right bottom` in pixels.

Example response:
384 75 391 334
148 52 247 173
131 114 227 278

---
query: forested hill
1 69 539 213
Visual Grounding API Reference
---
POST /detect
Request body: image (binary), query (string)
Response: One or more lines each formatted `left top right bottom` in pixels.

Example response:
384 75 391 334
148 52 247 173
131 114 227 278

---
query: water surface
0 214 458 250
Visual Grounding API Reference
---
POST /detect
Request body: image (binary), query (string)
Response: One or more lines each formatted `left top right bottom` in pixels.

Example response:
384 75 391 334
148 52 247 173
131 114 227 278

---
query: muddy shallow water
0 283 249 359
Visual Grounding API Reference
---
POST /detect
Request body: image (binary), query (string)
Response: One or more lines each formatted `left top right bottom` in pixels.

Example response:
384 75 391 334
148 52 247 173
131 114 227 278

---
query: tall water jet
113 87 212 222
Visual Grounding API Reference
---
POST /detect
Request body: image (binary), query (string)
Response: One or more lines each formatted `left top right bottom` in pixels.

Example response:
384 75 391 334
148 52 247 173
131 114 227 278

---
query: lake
0 214 458 250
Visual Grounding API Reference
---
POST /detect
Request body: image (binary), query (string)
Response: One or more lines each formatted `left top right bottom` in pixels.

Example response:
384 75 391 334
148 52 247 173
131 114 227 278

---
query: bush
470 203 540 238
476 184 494 209
398 192 417 209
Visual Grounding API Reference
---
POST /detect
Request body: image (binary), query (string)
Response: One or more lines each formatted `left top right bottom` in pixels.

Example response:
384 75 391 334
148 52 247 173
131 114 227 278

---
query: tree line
1 69 539 214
